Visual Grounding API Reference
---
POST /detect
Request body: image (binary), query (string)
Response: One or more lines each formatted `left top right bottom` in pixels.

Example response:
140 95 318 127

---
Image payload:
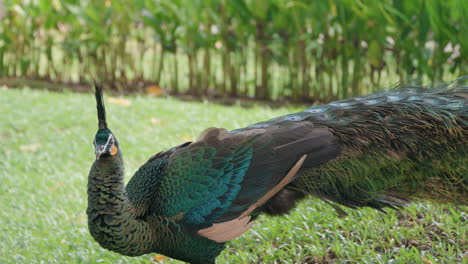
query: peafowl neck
86 151 158 256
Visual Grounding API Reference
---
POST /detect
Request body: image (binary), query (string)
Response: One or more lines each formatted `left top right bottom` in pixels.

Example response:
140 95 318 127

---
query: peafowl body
87 79 467 264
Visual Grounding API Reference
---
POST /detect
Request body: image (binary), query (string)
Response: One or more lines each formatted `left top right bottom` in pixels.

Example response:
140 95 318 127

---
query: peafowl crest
87 78 467 264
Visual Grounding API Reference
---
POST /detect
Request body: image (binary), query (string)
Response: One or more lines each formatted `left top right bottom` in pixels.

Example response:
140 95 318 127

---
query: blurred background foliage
0 0 466 101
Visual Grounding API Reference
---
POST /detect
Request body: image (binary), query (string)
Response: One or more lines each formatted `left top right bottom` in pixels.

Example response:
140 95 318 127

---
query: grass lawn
0 87 466 264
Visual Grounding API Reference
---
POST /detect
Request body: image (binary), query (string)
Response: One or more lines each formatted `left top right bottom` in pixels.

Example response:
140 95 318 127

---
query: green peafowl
87 78 467 264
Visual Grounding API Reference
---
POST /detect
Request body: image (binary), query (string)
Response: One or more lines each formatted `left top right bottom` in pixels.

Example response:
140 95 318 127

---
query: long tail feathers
286 78 468 212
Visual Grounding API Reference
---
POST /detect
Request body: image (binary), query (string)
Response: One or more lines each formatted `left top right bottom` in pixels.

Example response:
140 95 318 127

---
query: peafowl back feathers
87 78 467 264
239 81 467 210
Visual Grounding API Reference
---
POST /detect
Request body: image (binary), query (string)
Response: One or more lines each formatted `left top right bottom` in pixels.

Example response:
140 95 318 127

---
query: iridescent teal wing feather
156 136 254 227
153 124 339 230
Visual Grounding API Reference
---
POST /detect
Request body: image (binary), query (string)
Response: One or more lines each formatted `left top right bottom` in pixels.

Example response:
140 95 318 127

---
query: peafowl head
93 83 119 160
94 128 118 160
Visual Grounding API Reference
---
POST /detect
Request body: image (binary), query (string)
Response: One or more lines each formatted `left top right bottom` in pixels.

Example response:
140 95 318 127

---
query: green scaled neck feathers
87 83 159 256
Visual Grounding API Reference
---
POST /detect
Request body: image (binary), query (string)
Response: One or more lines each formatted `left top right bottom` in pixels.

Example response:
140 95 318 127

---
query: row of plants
1 0 466 101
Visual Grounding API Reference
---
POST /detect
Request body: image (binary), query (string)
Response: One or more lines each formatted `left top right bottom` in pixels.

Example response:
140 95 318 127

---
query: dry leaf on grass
152 255 169 263
108 97 131 106
421 256 433 264
182 136 192 141
20 143 41 152
150 117 161 125
146 85 164 96
49 182 65 191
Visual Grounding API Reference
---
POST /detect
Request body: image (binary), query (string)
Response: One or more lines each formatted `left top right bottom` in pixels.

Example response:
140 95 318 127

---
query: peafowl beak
95 145 106 160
